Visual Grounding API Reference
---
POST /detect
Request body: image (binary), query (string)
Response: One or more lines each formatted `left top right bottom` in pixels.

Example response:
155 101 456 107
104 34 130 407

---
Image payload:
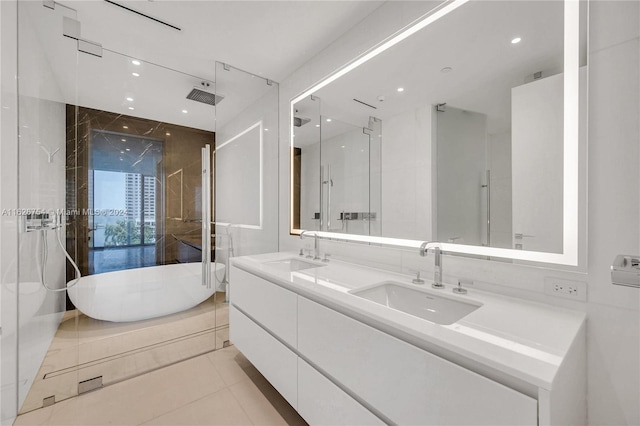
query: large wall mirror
290 0 587 266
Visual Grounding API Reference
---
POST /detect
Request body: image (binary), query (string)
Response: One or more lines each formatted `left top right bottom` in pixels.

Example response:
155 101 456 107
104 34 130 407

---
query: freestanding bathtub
67 262 226 322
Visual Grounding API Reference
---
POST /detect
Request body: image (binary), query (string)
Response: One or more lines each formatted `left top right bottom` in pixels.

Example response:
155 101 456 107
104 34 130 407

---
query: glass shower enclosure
2 2 280 421
10 1 220 416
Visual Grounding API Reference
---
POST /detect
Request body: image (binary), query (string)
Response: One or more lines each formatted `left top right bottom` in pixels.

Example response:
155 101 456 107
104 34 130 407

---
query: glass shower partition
68 48 217 394
213 63 280 349
13 1 218 413
319 117 373 235
15 1 80 414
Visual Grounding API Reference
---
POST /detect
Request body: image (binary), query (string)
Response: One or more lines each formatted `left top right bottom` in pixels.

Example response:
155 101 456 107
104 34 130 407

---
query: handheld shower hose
38 225 82 292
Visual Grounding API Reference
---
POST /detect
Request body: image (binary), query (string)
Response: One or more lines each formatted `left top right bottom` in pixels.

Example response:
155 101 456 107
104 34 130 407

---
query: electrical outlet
544 277 587 301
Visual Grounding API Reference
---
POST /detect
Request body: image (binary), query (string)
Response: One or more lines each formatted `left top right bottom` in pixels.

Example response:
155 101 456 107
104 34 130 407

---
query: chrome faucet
300 230 321 260
419 241 444 289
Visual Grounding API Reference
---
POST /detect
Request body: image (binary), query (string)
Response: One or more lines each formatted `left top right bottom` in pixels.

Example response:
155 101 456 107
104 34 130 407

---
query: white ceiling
59 0 385 82
20 0 384 130
295 0 579 142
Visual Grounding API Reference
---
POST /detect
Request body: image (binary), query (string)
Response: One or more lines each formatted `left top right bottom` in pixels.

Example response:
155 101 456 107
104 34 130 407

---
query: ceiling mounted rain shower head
186 82 224 106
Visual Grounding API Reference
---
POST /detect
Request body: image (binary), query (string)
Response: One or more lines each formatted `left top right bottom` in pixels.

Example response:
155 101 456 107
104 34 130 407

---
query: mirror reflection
292 0 585 254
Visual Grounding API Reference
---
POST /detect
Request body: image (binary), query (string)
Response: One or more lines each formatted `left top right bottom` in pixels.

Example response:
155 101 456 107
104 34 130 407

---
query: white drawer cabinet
229 305 298 408
230 266 298 347
297 358 385 426
297 297 538 426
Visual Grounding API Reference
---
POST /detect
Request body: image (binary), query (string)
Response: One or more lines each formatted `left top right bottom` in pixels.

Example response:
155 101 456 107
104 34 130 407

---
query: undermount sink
350 281 481 325
263 257 327 272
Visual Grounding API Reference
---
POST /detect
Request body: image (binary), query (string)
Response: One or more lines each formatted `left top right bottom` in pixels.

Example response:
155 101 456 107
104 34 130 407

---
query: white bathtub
67 262 225 322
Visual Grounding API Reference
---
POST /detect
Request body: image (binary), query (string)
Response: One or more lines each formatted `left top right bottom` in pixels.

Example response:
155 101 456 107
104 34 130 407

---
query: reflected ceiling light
341 145 345 148
128 107 135 110
121 138 126 142
119 158 124 161
511 37 522 44
125 148 130 151
397 87 405 92
264 128 269 132
122 125 128 129
132 60 141 65
291 0 469 105
315 124 320 128
132 72 140 77
182 109 188 114
441 67 453 73
126 97 134 102
120 151 124 154
326 118 332 122
166 132 171 136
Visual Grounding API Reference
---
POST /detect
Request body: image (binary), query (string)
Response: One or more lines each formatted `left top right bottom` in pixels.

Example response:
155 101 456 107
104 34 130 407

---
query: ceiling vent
104 0 181 31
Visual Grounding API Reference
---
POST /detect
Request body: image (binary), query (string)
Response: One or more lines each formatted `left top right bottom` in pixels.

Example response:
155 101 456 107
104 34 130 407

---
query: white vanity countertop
231 252 586 391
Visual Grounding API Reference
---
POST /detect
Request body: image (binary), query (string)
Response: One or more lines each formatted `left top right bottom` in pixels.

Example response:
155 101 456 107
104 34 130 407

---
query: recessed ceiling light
511 37 522 44
264 128 269 132
341 145 345 149
128 107 135 110
132 72 140 77
326 118 332 122
182 109 188 114
121 139 126 142
123 125 128 129
126 97 134 102
166 132 171 136
125 148 130 151
397 87 405 92
441 67 453 73
132 60 141 66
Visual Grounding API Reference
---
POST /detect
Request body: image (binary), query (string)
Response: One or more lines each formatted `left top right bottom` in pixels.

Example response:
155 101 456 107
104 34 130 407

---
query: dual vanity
229 252 586 425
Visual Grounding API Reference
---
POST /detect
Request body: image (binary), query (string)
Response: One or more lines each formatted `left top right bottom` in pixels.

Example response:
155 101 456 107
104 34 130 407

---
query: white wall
278 1 640 424
0 0 68 419
436 106 487 246
299 142 320 232
381 105 433 241
301 128 372 235
215 66 279 266
512 73 564 253
216 123 262 228
585 1 640 423
16 5 68 412
16 96 66 410
1 0 19 423
487 131 512 249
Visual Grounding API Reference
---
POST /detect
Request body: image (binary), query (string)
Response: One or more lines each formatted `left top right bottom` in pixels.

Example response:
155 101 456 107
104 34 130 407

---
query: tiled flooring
14 345 307 426
21 295 229 414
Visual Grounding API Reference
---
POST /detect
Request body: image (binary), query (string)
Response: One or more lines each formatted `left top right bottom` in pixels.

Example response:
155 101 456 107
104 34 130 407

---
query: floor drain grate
43 396 55 408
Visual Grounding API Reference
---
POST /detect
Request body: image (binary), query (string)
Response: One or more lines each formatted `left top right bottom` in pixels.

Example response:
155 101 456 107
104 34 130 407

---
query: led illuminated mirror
291 0 587 266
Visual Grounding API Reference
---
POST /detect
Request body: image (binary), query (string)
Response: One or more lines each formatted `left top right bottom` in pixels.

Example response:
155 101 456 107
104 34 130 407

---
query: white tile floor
14 345 307 426
20 296 229 414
